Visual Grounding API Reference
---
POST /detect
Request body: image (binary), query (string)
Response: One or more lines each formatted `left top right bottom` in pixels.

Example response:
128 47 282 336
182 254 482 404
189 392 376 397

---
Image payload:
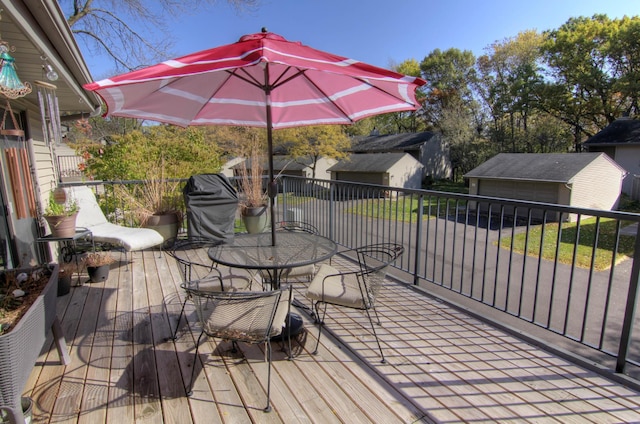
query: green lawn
499 217 636 270
347 194 466 223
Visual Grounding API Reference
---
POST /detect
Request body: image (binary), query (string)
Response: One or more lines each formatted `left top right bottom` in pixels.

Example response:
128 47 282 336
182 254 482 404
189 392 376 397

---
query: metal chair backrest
355 243 404 308
183 282 289 342
167 237 222 284
276 221 318 234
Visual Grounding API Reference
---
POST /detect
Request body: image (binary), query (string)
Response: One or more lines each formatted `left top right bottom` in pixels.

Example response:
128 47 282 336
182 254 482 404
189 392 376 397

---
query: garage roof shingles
464 153 614 183
328 153 408 173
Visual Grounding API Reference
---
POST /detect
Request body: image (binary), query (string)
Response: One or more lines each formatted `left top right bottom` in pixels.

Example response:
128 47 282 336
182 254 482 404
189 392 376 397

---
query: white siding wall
570 155 624 211
309 157 336 180
389 154 424 189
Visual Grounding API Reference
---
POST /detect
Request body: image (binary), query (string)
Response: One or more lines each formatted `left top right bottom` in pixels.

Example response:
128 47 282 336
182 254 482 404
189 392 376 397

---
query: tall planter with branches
115 160 183 241
238 134 268 233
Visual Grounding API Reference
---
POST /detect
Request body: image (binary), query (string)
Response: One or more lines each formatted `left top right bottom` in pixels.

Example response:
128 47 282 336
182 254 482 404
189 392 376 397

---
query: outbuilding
350 131 451 180
464 153 626 221
328 152 424 189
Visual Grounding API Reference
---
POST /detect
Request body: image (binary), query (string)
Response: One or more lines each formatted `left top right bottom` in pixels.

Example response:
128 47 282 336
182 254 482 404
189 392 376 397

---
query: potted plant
115 160 183 241
43 188 79 238
57 262 76 296
83 252 116 283
237 136 268 233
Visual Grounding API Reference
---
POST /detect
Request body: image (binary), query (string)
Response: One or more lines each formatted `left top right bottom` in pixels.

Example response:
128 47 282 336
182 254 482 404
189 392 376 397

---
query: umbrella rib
229 68 263 89
298 70 355 123
269 67 305 90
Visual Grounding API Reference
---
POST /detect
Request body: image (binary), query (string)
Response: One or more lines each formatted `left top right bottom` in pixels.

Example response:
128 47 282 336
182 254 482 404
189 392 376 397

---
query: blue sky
85 0 638 80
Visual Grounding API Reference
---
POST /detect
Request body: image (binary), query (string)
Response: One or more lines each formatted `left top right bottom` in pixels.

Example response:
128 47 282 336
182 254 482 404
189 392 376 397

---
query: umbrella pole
268 129 277 246
266 88 277 246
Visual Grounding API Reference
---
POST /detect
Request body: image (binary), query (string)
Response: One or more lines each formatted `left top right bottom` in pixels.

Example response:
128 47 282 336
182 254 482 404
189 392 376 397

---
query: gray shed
464 153 626 221
350 131 451 179
328 153 424 189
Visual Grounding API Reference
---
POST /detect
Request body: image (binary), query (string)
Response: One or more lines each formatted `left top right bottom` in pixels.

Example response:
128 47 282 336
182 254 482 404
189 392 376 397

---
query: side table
37 228 95 285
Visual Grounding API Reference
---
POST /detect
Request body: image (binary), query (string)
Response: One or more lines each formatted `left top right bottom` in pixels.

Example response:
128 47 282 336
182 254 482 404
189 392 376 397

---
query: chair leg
186 330 205 396
264 339 273 412
312 302 327 355
363 306 385 363
168 297 188 341
285 288 293 360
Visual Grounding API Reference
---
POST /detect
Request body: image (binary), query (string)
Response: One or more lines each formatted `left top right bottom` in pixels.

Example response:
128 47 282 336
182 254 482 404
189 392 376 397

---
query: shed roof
350 131 437 153
463 153 624 183
583 117 640 146
231 155 312 171
328 153 416 173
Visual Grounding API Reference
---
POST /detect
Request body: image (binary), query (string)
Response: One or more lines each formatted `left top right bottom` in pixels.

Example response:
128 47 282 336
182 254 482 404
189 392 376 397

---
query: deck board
20 248 640 423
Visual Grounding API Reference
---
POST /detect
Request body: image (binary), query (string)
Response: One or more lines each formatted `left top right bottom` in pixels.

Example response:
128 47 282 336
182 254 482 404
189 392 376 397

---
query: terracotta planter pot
144 213 180 241
242 205 268 234
87 264 110 283
44 213 78 238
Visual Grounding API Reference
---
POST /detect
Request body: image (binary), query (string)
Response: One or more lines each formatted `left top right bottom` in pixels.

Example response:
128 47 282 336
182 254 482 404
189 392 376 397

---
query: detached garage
464 153 626 221
328 153 424 189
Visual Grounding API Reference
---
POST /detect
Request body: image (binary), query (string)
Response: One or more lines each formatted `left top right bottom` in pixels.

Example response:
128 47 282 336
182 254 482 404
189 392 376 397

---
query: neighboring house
231 155 336 180
582 116 640 197
328 153 424 190
0 1 101 268
350 131 451 180
464 153 626 222
220 157 245 178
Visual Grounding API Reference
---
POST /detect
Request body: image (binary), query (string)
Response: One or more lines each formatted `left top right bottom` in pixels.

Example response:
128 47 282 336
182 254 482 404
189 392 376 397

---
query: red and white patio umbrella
84 29 426 241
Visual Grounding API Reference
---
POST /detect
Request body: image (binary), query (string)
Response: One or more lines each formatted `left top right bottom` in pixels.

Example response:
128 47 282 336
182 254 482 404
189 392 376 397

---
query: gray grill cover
183 174 238 241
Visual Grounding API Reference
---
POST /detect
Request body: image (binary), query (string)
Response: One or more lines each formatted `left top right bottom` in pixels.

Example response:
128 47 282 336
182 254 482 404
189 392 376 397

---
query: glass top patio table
208 232 337 289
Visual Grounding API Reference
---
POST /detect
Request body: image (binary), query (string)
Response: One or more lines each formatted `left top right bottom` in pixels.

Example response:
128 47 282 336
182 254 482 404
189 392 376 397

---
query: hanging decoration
0 40 31 99
35 80 61 146
0 98 24 137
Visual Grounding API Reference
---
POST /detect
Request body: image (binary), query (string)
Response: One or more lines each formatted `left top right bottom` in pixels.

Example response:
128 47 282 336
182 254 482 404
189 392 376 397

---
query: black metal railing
61 175 640 379
56 155 84 179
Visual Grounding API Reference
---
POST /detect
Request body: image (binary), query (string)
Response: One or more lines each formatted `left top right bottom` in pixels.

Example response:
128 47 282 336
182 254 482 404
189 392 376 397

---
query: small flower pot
57 271 72 296
87 264 110 283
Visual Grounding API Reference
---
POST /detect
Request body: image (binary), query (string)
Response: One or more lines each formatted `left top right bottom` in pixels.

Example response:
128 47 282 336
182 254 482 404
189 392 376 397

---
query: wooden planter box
0 264 70 423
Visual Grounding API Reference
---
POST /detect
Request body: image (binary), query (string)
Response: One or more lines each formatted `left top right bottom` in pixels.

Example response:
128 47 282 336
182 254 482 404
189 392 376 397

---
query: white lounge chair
67 185 163 252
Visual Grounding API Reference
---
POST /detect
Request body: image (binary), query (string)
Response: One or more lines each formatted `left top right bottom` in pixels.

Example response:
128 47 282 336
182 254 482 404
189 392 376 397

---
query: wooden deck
23 248 640 423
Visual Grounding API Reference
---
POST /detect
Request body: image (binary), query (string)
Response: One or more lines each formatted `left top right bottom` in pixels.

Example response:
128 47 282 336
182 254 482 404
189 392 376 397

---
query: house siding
419 134 451 179
610 145 640 195
389 156 424 189
570 155 624 211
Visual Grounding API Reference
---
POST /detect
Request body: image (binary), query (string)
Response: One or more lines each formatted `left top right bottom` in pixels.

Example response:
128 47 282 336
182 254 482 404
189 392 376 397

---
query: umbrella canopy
84 29 426 242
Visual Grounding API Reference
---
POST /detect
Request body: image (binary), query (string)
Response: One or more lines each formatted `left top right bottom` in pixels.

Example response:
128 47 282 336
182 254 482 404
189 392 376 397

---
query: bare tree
62 0 257 72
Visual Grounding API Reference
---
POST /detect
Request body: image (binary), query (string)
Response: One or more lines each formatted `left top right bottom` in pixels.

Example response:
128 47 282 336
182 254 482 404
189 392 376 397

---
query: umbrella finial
261 27 268 33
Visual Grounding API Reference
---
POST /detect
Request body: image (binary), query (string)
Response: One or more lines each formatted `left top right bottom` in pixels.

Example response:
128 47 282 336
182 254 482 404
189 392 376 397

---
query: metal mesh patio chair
272 220 319 282
305 243 404 363
182 283 292 412
165 237 226 340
